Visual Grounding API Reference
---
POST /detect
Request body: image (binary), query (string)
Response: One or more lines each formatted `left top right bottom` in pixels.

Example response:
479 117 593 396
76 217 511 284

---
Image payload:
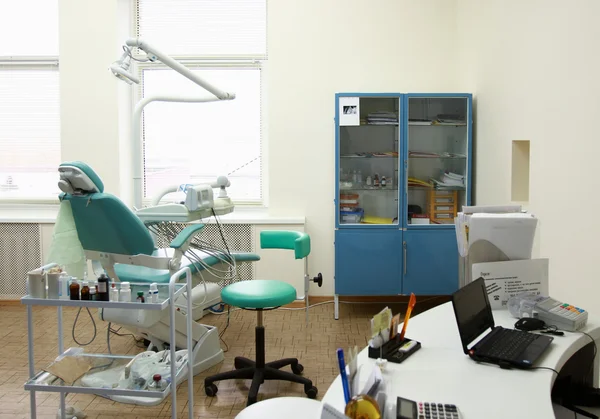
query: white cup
28 271 46 299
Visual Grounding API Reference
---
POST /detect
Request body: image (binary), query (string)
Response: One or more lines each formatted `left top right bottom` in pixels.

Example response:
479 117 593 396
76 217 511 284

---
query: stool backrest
260 231 310 260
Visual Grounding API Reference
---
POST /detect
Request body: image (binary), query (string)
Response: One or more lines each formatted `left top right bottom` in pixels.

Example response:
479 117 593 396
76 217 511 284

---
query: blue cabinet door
335 229 402 295
402 229 459 295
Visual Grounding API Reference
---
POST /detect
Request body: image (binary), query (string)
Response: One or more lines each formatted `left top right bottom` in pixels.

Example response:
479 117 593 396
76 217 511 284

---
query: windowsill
0 201 304 225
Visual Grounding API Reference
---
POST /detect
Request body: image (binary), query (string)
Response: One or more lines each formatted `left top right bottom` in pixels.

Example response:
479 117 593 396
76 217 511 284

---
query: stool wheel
305 385 318 399
292 363 304 375
205 383 218 397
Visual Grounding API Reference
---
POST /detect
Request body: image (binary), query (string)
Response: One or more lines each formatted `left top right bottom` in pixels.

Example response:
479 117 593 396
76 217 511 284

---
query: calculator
396 397 462 419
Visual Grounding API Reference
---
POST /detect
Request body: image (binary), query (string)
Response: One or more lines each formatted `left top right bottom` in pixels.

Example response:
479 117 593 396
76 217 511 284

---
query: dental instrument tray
368 335 421 364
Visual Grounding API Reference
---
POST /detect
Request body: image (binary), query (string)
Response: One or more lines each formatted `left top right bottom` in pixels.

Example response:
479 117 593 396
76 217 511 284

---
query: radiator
0 223 42 299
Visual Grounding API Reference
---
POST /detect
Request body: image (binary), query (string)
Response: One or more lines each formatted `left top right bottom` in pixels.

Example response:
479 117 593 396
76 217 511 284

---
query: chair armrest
170 224 205 249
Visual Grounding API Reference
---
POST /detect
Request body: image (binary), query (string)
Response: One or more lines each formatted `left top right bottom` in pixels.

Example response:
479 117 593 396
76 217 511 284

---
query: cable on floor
218 305 231 352
72 307 97 346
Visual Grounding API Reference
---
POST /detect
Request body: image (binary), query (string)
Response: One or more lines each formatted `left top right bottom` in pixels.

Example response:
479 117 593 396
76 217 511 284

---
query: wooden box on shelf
428 189 458 224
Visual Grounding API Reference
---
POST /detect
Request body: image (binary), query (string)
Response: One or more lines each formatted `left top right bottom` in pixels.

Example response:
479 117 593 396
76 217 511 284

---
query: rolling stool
204 231 319 406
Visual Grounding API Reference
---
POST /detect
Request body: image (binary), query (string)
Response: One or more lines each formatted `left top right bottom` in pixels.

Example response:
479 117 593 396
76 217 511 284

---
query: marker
399 293 416 341
337 348 351 404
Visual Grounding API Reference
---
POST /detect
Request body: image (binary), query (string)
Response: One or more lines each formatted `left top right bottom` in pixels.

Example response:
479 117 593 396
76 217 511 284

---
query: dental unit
42 38 259 408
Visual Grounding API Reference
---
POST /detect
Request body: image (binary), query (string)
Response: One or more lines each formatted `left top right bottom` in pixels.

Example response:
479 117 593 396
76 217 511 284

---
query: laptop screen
452 277 495 353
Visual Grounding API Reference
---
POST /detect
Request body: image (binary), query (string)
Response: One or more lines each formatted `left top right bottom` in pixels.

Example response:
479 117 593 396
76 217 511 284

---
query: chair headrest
58 161 105 195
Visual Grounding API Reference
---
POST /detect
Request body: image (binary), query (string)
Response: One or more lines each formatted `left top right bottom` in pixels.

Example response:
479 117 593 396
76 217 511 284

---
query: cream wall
267 0 460 295
456 0 600 310
58 0 123 196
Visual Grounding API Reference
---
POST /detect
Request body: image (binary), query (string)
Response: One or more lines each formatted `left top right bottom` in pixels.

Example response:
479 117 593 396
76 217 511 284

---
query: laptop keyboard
478 328 537 361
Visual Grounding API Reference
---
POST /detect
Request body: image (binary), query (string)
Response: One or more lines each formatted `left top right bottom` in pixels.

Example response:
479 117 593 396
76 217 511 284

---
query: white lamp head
110 52 139 85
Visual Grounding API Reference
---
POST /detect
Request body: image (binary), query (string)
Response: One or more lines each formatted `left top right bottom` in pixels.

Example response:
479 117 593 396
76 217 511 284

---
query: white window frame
133 1 268 208
0 56 60 204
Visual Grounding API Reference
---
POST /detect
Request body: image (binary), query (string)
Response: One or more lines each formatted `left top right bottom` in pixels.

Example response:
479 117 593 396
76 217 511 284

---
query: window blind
0 0 59 56
137 0 267 57
0 70 61 198
142 67 262 202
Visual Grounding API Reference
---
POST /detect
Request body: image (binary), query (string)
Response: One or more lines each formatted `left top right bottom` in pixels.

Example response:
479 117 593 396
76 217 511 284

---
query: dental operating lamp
110 38 235 210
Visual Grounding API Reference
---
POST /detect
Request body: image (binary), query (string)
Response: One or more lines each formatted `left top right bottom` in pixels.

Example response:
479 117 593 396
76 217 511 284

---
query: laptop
451 277 553 369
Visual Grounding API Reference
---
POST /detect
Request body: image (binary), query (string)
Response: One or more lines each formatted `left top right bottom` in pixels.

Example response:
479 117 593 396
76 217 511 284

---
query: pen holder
368 335 421 364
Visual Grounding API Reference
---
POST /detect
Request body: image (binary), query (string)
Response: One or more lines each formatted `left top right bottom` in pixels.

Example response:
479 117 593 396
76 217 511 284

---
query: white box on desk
472 258 549 310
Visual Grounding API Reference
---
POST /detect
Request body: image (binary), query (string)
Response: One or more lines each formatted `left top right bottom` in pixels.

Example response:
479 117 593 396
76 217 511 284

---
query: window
0 0 60 199
136 0 266 203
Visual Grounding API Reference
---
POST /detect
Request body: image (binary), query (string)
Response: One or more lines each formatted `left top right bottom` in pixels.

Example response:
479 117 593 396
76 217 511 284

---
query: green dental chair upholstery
57 160 260 286
204 230 318 406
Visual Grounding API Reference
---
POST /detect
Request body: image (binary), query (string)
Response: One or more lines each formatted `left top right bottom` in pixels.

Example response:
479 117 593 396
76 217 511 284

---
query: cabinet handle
403 241 407 275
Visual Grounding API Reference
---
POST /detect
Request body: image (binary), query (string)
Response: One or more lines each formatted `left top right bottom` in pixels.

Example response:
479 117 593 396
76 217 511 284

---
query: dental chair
57 161 260 405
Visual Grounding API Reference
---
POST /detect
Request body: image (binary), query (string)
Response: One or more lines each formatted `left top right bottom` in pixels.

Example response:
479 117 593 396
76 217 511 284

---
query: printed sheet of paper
339 96 360 126
472 259 549 309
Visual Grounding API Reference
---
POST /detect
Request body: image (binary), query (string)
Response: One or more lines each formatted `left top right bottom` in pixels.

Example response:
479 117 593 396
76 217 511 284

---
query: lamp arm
132 95 223 210
125 38 235 100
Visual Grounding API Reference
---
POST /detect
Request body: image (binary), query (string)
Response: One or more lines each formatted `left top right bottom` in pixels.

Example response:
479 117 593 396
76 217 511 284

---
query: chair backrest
59 161 155 256
260 230 310 260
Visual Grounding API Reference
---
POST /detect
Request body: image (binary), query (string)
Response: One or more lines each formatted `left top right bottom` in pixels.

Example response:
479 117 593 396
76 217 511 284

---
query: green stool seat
222 280 296 309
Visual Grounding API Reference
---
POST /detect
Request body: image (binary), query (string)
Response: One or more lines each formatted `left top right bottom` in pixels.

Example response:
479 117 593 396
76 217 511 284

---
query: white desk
323 302 600 419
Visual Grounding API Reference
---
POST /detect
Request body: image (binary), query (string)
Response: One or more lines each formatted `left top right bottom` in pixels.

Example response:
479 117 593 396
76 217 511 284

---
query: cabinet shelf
408 186 466 191
340 187 398 191
409 121 466 127
408 155 466 160
341 154 398 159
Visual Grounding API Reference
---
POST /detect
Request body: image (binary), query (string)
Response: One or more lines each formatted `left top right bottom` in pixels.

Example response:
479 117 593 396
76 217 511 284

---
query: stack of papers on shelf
367 111 398 125
431 171 464 188
408 177 432 188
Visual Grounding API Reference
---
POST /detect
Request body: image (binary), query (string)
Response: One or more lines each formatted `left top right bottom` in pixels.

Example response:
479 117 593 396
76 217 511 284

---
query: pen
399 293 416 341
337 348 351 404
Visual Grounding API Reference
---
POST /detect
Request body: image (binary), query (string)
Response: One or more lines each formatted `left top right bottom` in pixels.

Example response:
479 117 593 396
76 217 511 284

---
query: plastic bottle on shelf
149 283 159 303
58 272 70 300
120 282 131 302
109 283 119 302
357 170 363 185
148 374 167 391
89 287 97 301
366 176 372 187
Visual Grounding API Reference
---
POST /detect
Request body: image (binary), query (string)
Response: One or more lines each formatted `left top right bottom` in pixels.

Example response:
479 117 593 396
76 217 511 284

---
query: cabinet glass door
405 96 469 226
338 96 400 226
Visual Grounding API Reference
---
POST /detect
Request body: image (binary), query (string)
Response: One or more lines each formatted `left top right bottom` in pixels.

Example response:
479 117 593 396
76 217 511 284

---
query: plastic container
340 208 364 224
109 283 119 302
58 272 70 300
28 270 46 299
120 282 131 302
46 272 61 299
149 283 159 303
97 274 110 302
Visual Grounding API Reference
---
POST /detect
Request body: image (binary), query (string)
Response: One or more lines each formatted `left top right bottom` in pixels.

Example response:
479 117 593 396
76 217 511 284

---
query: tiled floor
0 298 446 418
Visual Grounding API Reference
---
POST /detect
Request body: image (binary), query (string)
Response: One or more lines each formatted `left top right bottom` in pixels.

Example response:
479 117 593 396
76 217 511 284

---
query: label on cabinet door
339 96 360 126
